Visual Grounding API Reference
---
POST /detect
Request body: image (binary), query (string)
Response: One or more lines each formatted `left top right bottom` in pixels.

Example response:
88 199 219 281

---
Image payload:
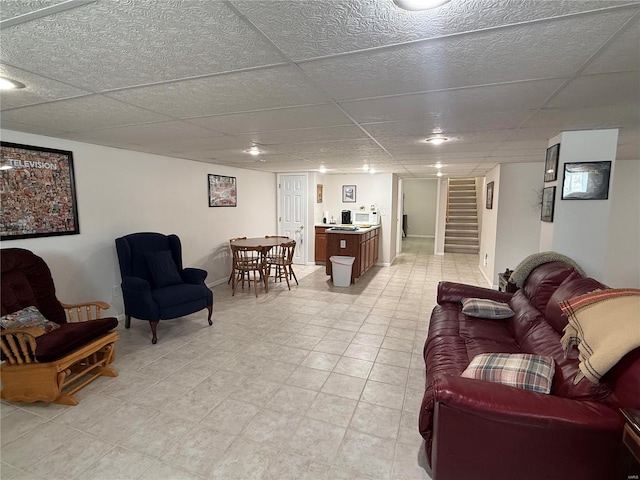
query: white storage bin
330 256 355 287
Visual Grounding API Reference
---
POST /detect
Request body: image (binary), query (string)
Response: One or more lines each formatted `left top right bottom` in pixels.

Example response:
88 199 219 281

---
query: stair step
448 216 478 223
446 223 478 231
444 245 480 254
445 236 479 245
445 229 478 237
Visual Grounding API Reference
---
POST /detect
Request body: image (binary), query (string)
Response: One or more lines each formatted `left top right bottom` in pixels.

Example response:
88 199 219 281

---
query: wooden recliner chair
0 248 119 406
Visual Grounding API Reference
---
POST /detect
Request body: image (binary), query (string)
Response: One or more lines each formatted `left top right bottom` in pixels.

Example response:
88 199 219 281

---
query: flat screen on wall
561 161 611 200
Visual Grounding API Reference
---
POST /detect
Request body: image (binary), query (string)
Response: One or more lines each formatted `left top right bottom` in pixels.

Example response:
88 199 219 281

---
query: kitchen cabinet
325 226 380 284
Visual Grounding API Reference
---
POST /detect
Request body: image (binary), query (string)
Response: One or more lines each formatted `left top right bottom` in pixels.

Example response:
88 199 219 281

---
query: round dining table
229 237 291 294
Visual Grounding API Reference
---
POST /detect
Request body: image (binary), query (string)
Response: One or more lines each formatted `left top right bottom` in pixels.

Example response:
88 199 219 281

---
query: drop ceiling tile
583 15 640 75
300 10 634 100
0 119 70 137
0 65 90 110
1 95 171 132
547 71 640 108
274 138 382 156
1 1 286 91
341 79 566 123
61 121 228 153
523 104 639 130
0 1 63 21
234 0 632 61
106 66 329 118
187 104 351 134
247 125 369 146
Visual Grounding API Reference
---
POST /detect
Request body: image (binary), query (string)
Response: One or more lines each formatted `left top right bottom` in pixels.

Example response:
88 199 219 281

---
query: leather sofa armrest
431 374 623 480
181 267 207 284
437 281 513 305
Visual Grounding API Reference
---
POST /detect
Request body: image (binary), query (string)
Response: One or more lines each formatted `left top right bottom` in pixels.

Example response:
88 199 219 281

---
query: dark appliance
341 210 352 225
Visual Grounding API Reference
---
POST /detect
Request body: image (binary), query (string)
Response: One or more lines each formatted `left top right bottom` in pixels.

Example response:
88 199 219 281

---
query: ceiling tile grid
0 0 638 178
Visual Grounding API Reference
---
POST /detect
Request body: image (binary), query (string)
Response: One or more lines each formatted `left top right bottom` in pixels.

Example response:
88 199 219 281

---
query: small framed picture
541 186 556 222
317 184 323 203
342 185 356 203
544 143 560 182
208 174 237 207
486 181 494 209
562 161 611 200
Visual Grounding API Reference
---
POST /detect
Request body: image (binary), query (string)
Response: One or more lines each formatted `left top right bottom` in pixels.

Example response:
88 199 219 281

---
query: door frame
276 172 308 265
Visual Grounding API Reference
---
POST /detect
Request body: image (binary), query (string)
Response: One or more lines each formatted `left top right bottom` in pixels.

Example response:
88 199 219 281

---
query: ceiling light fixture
362 164 370 172
247 146 260 156
436 171 444 177
434 163 444 169
319 165 327 173
393 0 451 11
369 168 376 174
425 137 449 145
0 77 26 90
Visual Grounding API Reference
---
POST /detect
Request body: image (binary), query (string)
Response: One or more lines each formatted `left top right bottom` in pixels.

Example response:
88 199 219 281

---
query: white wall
604 159 640 287
402 179 437 237
478 166 500 284
540 130 618 279
478 163 543 287
322 173 396 265
1 129 277 317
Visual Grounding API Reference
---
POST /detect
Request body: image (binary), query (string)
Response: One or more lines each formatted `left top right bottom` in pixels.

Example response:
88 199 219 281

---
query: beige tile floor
0 238 486 480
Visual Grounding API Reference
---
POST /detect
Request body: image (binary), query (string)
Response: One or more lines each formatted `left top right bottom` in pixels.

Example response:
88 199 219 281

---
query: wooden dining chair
266 240 298 290
232 245 267 297
228 237 247 285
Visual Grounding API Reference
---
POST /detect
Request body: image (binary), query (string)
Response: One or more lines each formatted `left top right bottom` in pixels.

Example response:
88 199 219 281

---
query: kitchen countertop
325 224 380 234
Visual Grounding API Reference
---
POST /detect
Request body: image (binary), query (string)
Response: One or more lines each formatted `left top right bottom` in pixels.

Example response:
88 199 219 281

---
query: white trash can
330 256 355 287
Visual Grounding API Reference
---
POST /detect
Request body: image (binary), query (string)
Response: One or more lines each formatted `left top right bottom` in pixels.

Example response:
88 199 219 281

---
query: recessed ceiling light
247 146 260 156
362 164 370 172
393 0 451 11
425 137 449 145
436 171 444 177
369 168 376 174
434 163 444 169
0 77 26 90
319 166 327 173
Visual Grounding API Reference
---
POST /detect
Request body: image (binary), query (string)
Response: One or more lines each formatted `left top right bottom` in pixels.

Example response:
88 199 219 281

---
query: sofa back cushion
523 262 583 313
545 277 607 334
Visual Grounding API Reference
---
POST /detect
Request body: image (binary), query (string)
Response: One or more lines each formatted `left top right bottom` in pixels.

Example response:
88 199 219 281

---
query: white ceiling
1 0 638 179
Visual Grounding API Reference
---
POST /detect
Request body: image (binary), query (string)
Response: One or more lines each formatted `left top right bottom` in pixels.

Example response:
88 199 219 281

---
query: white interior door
279 174 306 264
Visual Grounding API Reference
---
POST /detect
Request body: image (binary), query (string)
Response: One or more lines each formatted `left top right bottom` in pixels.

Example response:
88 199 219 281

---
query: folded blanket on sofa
560 289 640 384
510 252 586 288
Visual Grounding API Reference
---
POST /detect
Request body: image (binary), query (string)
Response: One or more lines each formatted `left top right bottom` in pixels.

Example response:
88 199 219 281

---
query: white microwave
353 211 380 225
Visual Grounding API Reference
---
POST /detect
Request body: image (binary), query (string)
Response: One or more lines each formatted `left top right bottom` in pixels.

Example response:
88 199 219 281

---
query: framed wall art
342 185 356 203
561 161 611 200
317 184 323 203
541 186 556 222
0 142 80 240
208 174 237 207
486 181 494 209
544 143 560 182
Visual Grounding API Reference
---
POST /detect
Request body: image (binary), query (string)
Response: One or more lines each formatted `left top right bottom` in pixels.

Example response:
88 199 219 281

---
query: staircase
445 178 479 254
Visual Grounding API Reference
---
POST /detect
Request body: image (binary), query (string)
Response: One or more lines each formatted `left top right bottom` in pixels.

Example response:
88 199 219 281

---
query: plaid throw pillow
0 306 61 333
461 353 555 394
461 298 514 319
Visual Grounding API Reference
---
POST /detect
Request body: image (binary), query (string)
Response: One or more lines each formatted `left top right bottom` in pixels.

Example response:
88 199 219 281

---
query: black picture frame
541 186 556 222
561 161 611 200
544 143 560 182
342 185 356 203
1 142 80 240
486 181 494 209
208 174 237 207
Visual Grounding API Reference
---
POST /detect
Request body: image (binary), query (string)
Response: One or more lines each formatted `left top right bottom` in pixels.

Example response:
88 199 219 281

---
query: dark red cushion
35 317 118 362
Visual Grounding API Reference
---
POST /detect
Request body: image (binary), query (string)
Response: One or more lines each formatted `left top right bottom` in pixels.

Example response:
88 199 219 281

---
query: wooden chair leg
289 266 298 285
149 320 159 344
206 305 213 325
253 270 258 297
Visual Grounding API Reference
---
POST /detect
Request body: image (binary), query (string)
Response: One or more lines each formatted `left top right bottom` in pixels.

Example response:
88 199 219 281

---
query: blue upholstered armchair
115 232 213 344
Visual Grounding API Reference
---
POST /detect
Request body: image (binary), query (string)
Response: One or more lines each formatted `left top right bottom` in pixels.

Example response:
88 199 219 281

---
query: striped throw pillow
461 298 514 319
461 353 555 394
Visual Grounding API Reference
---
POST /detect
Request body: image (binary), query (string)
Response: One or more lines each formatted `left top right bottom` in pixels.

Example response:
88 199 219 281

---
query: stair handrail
445 178 450 223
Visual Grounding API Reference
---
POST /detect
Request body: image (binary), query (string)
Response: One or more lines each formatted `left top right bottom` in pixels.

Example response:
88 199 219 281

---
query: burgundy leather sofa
419 261 640 480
